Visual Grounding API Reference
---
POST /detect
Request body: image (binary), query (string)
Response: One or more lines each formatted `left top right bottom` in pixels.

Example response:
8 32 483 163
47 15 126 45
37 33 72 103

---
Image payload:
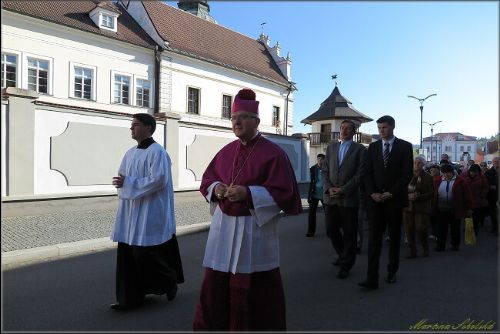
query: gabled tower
301 81 374 163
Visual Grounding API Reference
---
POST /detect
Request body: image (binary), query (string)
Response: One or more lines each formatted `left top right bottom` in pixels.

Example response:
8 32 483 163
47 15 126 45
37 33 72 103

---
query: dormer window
101 14 114 29
89 3 121 33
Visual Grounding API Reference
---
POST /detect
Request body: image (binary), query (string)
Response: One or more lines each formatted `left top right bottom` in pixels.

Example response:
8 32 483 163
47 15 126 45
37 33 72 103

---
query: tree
477 133 499 150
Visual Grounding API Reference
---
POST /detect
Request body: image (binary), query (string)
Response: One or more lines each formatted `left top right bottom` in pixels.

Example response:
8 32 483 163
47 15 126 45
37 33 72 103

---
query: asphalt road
2 213 498 332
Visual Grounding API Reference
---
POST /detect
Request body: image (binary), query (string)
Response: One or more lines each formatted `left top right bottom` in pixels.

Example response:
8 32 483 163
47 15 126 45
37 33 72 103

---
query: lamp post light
407 93 437 151
423 120 442 162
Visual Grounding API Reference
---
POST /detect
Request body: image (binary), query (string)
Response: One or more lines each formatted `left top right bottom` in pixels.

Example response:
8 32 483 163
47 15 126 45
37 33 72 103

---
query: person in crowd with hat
110 113 184 311
193 88 302 331
440 153 450 165
433 163 472 251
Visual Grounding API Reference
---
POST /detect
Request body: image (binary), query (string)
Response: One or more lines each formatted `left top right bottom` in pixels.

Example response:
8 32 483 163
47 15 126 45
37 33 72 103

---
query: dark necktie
446 180 450 192
383 142 390 167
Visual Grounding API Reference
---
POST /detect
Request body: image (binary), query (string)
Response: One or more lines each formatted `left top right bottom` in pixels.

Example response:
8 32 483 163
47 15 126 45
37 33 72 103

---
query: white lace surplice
111 143 176 246
202 182 282 274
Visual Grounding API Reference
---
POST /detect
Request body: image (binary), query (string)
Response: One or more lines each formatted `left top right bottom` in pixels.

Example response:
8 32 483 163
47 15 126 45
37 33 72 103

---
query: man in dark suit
307 153 326 237
322 120 367 279
358 115 413 290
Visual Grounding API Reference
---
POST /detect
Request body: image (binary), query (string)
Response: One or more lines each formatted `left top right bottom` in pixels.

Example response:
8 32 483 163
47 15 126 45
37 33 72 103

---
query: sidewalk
1 183 311 269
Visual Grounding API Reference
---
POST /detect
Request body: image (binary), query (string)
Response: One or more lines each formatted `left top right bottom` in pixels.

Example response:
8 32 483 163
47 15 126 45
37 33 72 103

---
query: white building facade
422 132 478 163
1 0 308 200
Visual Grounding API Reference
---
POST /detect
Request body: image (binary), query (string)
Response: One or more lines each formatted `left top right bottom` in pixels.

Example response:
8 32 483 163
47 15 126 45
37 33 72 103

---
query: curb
1 221 211 270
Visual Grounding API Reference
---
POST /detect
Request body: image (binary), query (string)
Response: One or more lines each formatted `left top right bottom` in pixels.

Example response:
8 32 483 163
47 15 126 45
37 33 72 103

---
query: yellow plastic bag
464 218 476 246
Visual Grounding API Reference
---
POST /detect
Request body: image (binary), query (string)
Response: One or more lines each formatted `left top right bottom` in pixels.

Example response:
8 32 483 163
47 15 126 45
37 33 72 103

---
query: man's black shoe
386 273 397 284
332 258 340 266
337 270 349 279
358 280 378 290
166 284 178 301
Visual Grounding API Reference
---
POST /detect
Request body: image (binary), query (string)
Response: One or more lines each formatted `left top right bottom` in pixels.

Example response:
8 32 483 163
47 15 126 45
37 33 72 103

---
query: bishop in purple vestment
193 88 302 331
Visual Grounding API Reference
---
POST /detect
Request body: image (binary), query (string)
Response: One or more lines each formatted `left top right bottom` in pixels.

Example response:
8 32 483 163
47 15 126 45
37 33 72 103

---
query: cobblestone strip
1 201 212 252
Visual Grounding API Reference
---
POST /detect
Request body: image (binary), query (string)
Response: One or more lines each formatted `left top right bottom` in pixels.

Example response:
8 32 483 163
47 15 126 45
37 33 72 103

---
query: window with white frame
27 57 48 93
1 53 17 88
101 14 114 29
136 79 151 107
221 94 232 119
114 74 130 104
467 145 471 152
187 87 200 114
272 106 280 126
445 146 452 152
460 145 464 151
73 66 93 100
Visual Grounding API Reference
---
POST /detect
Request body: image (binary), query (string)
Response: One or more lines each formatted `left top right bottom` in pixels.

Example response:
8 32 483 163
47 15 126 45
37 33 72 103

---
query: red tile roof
1 0 156 49
140 1 289 86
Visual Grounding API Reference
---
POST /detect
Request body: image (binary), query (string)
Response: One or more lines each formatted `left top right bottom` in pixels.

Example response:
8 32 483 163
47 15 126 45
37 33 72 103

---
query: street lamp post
423 120 442 162
407 93 437 151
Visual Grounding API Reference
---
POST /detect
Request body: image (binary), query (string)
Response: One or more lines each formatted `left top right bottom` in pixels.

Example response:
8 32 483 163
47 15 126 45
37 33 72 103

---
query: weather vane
331 74 338 86
260 22 266 35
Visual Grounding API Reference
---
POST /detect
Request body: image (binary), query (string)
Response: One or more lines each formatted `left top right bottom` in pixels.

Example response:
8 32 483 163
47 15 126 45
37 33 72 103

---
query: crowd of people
308 122 499 291
104 88 498 330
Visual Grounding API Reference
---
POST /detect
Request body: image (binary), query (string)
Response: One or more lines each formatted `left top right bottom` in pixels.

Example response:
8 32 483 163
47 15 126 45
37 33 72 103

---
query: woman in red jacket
434 164 472 251
462 164 489 236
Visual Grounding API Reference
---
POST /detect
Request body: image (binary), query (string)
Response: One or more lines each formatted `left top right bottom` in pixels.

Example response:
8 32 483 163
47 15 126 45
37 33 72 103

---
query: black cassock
116 234 184 307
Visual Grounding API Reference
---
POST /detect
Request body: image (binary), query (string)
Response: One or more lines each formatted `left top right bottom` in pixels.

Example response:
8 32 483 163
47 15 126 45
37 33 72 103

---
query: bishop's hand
225 185 247 202
214 183 228 200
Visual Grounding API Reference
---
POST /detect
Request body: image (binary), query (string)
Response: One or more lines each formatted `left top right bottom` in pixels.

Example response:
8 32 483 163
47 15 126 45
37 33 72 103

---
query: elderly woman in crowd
403 156 435 258
427 164 441 240
462 163 489 236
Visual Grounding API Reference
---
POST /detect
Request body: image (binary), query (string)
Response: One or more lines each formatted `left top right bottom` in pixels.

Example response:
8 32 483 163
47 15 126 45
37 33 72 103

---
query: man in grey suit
322 119 367 279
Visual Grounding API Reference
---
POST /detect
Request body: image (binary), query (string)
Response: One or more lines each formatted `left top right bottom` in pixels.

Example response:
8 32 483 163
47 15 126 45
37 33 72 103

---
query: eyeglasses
230 115 258 122
480 164 487 167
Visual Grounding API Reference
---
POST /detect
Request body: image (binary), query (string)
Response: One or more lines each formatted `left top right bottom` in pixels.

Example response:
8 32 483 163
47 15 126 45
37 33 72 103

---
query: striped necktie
383 142 390 167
